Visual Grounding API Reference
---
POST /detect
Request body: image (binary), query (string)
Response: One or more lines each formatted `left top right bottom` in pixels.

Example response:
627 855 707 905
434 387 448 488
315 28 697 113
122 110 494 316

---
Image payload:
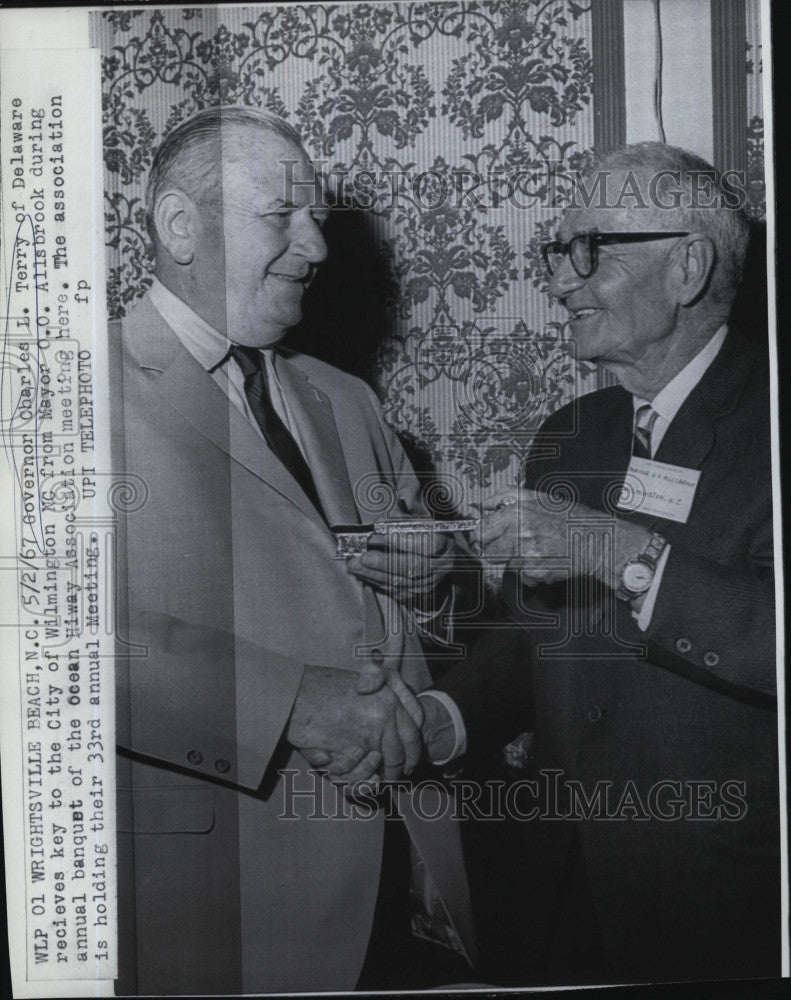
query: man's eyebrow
251 195 297 211
564 228 599 241
271 192 330 209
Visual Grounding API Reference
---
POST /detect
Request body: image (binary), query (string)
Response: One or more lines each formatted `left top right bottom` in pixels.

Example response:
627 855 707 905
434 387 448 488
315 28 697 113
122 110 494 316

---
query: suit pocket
117 786 215 834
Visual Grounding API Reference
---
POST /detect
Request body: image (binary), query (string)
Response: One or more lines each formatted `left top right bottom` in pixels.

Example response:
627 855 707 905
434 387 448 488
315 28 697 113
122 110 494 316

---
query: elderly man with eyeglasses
420 142 779 985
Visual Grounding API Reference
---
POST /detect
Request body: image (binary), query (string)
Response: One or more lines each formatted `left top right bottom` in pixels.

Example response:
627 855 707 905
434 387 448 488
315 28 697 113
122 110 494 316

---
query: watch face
622 561 654 594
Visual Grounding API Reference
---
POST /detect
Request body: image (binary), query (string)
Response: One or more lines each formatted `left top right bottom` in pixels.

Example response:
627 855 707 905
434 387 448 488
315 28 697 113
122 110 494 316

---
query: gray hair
145 105 304 243
579 141 750 311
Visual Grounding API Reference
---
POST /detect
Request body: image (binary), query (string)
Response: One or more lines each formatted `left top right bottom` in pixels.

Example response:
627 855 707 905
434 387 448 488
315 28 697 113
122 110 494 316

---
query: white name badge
617 456 701 523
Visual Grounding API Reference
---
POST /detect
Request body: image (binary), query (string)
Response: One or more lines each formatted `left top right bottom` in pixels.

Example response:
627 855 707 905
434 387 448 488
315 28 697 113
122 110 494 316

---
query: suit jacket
110 293 475 995
441 329 779 982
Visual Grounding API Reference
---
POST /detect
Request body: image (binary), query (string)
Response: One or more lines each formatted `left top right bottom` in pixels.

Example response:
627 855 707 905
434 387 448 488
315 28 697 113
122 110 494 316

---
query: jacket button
370 648 385 666
586 705 603 723
214 758 231 774
187 749 203 766
675 637 692 654
703 651 720 667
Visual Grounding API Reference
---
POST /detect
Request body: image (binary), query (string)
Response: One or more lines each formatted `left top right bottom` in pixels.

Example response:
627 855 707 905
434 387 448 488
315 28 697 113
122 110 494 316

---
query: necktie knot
633 404 658 459
229 343 326 522
230 343 263 381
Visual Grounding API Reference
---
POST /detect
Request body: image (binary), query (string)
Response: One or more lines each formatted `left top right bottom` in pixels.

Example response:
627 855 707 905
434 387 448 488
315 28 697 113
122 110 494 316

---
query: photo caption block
1 40 116 997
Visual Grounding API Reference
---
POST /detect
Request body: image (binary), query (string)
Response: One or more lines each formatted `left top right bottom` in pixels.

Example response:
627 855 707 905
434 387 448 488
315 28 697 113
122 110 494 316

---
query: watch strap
641 531 667 569
616 530 667 601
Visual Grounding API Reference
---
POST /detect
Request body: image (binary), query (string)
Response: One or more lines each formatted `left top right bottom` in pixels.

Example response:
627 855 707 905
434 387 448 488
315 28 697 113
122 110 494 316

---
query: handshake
286 662 454 785
286 488 605 787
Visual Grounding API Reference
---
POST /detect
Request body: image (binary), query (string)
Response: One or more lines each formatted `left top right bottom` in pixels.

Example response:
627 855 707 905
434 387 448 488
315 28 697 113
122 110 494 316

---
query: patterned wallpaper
93 0 762 503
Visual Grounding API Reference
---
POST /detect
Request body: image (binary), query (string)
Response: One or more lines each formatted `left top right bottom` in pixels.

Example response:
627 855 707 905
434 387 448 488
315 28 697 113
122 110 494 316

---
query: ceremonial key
332 518 479 558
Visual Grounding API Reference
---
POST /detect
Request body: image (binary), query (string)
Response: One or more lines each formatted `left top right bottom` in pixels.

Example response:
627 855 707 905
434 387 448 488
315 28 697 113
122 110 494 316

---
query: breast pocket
117 786 215 834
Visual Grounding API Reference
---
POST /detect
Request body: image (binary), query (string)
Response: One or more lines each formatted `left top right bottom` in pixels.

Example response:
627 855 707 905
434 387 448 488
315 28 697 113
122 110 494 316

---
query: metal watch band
615 530 668 602
641 530 668 570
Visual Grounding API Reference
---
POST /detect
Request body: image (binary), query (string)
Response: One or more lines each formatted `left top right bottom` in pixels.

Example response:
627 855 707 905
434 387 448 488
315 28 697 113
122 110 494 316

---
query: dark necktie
231 344 326 521
632 403 659 459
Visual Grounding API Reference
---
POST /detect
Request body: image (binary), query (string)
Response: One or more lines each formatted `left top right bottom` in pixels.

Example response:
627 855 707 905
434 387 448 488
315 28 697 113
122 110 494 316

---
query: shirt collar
148 277 234 372
633 324 728 423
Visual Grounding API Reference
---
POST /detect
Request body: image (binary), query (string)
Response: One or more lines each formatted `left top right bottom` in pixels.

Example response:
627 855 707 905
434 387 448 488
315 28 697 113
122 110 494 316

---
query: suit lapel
126 295 328 529
652 391 716 469
558 334 754 531
276 355 361 527
653 330 754 469
620 331 755 539
596 386 634 473
576 331 755 478
553 387 634 512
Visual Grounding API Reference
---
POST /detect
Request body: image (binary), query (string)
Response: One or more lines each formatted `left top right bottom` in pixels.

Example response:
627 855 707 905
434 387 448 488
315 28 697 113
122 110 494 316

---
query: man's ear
671 234 716 306
153 189 197 265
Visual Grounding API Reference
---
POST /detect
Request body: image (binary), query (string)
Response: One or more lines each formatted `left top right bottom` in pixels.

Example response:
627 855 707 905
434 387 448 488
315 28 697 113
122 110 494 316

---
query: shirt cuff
417 690 468 764
411 590 451 623
633 543 671 630
410 590 455 645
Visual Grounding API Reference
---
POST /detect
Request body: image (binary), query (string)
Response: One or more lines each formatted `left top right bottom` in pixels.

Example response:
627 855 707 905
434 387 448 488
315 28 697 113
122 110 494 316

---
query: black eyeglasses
541 230 690 279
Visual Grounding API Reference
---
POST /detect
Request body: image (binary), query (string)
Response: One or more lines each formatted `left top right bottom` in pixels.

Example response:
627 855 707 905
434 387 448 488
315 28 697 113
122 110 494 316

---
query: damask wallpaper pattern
93 0 762 501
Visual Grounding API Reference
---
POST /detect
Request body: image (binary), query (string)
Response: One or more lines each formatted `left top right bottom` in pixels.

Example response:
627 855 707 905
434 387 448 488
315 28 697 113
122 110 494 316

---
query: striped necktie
231 344 326 522
633 403 658 459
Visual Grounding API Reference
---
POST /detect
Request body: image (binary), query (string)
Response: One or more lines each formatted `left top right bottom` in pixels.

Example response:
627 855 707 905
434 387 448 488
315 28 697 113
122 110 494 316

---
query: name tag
617 457 700 523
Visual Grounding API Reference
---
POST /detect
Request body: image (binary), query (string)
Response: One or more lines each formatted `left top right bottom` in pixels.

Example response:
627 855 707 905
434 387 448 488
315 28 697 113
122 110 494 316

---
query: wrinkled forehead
556 205 626 241
219 124 322 204
557 167 680 239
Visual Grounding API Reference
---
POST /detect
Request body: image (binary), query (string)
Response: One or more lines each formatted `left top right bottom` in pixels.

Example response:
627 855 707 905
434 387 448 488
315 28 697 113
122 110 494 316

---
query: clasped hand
478 487 650 590
345 529 456 600
478 487 575 586
286 662 424 786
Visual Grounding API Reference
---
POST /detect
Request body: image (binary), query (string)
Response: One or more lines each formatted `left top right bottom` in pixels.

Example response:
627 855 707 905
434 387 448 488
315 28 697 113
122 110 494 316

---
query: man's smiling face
192 125 329 347
548 198 682 369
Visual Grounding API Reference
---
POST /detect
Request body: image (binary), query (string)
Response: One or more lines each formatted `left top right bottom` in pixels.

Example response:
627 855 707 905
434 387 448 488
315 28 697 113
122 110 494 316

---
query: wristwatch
616 531 667 602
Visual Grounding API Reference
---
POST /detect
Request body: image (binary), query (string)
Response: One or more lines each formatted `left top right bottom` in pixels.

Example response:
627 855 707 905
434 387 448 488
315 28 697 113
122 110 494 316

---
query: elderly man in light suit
111 106 475 995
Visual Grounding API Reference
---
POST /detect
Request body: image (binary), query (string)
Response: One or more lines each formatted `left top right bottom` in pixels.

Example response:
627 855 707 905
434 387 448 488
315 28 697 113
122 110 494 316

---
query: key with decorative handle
332 518 479 558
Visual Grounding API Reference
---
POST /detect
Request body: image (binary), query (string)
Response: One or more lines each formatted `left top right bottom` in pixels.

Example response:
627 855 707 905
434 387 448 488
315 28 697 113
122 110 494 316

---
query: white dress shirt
427 325 729 763
148 277 309 459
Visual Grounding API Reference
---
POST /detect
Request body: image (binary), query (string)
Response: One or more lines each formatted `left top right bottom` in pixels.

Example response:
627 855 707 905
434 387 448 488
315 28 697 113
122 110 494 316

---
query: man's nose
291 211 328 264
547 254 584 299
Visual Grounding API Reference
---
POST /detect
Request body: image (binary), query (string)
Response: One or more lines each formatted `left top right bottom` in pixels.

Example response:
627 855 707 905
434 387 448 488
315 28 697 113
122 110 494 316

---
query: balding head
572 142 749 316
145 106 306 249
145 106 328 346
